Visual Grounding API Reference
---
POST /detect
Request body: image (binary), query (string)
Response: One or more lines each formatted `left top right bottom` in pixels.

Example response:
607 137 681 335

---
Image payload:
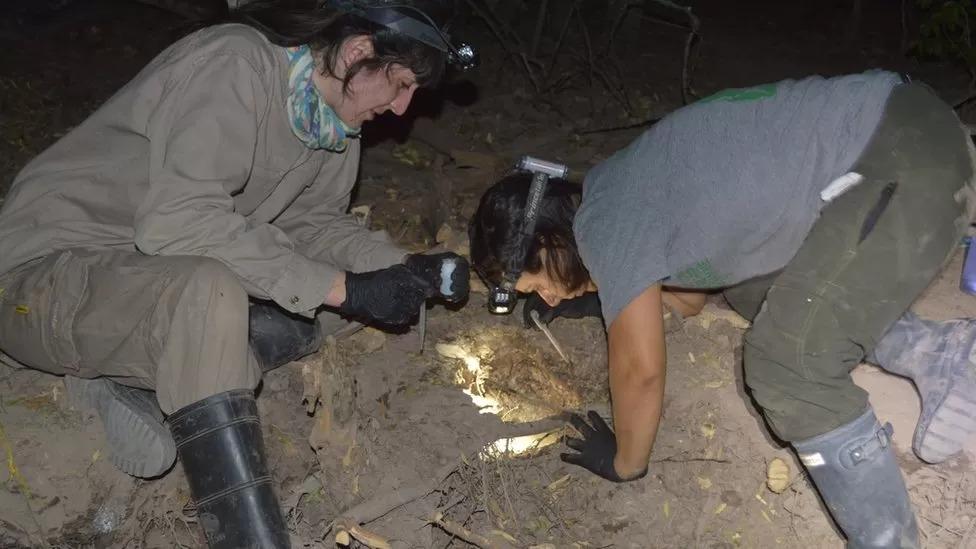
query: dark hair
226 0 449 90
469 173 590 292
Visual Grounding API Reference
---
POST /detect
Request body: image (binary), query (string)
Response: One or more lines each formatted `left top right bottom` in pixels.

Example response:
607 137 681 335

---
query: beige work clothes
0 250 260 414
0 24 406 311
0 25 406 410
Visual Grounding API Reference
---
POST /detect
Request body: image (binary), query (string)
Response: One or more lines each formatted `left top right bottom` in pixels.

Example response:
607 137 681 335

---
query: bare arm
608 283 668 477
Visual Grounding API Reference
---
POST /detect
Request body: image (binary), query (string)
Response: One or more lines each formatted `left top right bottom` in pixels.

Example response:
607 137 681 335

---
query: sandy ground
2 0 976 547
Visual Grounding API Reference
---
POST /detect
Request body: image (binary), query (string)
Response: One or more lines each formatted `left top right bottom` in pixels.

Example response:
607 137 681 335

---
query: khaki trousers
0 249 264 414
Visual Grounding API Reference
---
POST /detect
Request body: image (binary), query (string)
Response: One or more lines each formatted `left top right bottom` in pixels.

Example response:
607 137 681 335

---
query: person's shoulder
171 24 280 74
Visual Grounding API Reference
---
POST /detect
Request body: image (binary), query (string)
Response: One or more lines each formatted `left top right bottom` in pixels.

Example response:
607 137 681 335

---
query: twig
334 518 392 549
919 513 964 538
569 11 633 114
544 1 580 85
331 459 461 527
429 512 517 549
0 419 45 547
480 455 491 525
650 455 731 464
606 1 643 54
578 116 662 135
643 0 701 104
953 92 976 110
900 0 909 52
530 0 549 59
464 0 541 91
498 458 518 531
529 310 571 363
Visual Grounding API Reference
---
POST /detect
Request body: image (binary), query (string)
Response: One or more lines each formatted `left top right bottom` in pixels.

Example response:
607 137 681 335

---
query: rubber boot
64 376 176 478
793 408 920 549
249 302 321 373
168 390 290 548
870 311 976 463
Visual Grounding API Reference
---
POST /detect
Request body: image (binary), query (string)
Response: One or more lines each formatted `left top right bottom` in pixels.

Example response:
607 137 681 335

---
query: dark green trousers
724 83 974 442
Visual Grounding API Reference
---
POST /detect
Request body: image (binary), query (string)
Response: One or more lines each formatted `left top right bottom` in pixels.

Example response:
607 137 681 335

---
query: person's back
575 70 902 323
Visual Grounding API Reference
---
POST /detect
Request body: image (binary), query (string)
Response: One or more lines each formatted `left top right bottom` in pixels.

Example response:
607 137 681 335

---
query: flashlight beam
529 309 571 364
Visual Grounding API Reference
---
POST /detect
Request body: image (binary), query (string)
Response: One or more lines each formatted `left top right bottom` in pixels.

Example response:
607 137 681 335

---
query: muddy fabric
0 24 407 318
739 83 975 441
0 249 263 414
575 70 903 325
869 312 976 463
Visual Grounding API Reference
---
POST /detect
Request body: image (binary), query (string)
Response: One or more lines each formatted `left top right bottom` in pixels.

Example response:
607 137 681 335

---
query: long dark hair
225 0 450 89
469 173 590 292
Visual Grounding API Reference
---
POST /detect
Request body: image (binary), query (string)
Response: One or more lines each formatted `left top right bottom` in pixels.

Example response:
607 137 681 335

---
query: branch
429 512 518 549
644 0 702 104
545 0 580 82
530 0 549 58
463 0 542 91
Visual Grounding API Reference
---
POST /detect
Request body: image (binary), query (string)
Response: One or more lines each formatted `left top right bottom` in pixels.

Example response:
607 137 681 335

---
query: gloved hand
523 292 602 329
339 265 433 325
404 252 470 303
560 411 647 483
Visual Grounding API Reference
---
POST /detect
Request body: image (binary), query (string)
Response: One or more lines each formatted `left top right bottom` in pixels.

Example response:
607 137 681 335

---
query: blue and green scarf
285 45 360 152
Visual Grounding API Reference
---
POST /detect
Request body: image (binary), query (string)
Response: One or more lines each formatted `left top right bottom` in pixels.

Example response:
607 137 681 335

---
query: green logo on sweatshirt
673 260 726 288
699 83 777 104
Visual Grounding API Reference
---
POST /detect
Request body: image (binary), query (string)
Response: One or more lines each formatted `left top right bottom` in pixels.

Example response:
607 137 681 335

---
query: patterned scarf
285 45 360 152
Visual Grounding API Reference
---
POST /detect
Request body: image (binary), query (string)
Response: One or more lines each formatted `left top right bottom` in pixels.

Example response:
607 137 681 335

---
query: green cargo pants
723 82 976 442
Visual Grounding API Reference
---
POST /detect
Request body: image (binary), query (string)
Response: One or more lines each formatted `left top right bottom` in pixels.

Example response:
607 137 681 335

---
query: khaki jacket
0 24 406 314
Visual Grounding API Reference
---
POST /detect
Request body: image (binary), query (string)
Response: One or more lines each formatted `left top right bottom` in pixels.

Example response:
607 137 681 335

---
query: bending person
470 70 976 548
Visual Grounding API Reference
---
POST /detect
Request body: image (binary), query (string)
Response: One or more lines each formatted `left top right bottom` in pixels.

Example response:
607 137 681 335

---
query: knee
177 257 248 316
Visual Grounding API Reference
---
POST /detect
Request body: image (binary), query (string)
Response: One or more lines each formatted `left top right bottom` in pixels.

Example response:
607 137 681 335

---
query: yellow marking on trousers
14 305 29 315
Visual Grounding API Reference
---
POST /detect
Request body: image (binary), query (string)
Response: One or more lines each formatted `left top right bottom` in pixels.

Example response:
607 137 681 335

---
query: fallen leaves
765 458 791 494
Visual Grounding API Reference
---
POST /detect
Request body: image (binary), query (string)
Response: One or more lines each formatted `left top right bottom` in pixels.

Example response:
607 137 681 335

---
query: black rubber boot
793 408 920 549
168 390 290 549
249 302 321 373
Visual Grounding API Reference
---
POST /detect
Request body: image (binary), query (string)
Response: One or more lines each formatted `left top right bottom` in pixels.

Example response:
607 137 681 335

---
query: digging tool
529 309 571 363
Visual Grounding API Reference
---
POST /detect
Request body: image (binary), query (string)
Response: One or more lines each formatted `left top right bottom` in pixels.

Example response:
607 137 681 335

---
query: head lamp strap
500 171 549 288
332 1 454 53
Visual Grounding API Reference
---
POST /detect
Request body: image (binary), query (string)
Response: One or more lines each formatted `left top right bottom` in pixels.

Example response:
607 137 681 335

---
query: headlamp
487 281 518 315
483 156 570 315
331 0 479 71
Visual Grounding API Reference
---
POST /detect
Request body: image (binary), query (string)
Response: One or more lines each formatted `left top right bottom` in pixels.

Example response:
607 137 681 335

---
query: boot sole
915 384 976 463
90 380 176 478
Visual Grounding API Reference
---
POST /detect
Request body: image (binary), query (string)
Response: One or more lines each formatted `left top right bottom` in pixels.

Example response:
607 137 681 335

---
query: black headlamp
330 0 479 71
485 156 570 315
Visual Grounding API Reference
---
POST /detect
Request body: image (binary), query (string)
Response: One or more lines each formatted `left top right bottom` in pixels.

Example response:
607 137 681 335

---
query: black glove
404 253 470 303
560 411 647 483
523 291 602 329
340 265 433 325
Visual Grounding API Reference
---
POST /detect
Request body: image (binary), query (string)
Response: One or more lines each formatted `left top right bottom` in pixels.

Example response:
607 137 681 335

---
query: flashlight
487 282 518 315
449 42 479 71
332 0 479 71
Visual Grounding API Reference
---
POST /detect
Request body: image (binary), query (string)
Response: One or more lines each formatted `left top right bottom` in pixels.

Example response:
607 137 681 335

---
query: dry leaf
301 362 321 414
766 457 791 494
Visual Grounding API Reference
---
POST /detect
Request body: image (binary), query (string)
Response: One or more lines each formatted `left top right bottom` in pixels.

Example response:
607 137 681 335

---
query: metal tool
486 156 570 315
529 309 571 363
